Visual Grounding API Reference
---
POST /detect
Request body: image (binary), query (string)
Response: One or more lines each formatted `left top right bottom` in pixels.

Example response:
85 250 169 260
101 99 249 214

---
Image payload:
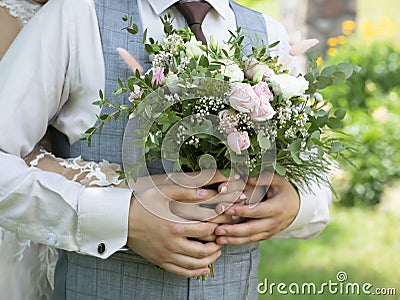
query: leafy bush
323 38 400 206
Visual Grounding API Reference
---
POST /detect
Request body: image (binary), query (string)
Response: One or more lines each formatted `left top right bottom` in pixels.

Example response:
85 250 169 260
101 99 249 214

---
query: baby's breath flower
162 34 185 56
152 51 173 68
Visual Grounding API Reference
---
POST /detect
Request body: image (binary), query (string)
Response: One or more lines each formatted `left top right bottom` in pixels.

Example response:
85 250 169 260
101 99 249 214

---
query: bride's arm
24 146 127 188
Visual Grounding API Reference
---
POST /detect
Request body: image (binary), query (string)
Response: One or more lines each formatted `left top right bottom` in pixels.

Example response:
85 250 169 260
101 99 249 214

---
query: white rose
220 59 245 82
269 74 309 99
185 37 205 58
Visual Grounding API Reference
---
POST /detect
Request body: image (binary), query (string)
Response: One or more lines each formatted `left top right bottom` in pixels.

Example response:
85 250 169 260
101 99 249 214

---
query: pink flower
151 67 165 86
244 57 275 82
129 85 142 101
250 82 275 121
218 110 238 134
252 82 273 102
229 82 258 113
251 98 275 122
227 131 251 154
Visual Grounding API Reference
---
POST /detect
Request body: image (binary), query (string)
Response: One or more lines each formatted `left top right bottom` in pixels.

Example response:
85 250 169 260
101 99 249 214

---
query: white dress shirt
0 0 331 259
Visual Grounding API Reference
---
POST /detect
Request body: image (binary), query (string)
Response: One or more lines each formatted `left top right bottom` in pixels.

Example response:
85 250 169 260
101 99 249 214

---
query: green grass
258 205 400 299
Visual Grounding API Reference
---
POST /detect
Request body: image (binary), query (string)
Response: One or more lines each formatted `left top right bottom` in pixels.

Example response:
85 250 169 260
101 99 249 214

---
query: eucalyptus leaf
334 109 346 120
321 65 335 77
337 62 354 79
288 140 301 152
275 162 286 176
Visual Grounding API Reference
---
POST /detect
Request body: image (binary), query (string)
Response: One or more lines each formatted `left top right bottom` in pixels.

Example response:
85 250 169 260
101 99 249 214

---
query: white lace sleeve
0 0 42 24
29 148 124 187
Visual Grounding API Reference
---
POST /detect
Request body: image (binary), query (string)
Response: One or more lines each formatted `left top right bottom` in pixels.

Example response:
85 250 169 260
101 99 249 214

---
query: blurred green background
237 0 400 299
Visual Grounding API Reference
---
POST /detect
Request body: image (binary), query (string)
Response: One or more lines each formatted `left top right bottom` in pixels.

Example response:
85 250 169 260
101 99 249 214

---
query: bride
0 1 55 299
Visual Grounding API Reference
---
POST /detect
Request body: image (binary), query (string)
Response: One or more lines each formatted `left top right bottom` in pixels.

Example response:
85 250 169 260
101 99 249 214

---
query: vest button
97 242 106 254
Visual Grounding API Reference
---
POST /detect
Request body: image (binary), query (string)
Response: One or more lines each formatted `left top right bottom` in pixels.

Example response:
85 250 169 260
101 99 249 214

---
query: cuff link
97 242 106 254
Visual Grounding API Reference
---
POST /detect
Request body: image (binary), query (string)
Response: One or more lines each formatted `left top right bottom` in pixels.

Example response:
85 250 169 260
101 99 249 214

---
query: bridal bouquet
83 14 356 192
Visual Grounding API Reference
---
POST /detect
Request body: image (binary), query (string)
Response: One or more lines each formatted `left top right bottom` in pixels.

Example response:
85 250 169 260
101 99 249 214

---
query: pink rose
252 82 273 102
247 82 275 121
151 67 165 86
219 110 238 134
227 131 251 154
244 57 275 81
229 82 258 113
251 98 275 121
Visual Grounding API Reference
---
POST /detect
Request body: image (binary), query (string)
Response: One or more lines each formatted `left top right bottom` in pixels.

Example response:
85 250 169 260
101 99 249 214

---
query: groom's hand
126 170 242 278
214 173 300 245
127 194 220 278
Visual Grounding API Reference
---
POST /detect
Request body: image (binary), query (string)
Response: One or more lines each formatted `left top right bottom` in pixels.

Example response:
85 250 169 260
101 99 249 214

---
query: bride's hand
214 173 300 245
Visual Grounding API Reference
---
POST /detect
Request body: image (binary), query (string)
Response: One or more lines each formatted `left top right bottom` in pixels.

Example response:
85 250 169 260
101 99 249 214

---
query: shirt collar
147 0 230 19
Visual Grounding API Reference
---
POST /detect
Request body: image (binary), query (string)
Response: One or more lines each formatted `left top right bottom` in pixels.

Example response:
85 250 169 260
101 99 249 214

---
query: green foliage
258 206 400 299
323 38 400 206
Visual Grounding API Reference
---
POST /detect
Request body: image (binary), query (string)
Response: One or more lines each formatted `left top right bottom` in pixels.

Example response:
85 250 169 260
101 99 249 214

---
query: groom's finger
156 184 211 202
223 200 275 219
170 202 240 224
217 178 247 194
162 243 220 278
167 169 239 188
170 201 218 221
162 263 210 278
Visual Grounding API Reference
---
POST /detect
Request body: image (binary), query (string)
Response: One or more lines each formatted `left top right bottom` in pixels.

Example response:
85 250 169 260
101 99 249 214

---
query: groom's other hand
214 173 300 245
127 182 222 278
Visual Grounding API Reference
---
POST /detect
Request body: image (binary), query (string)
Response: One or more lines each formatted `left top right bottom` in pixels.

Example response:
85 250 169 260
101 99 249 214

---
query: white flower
220 59 245 82
269 74 309 99
185 37 205 58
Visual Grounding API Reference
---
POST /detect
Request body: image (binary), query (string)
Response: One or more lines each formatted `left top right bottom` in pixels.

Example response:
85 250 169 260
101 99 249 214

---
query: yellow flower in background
316 56 323 66
342 20 356 35
380 17 398 36
337 35 346 45
327 37 338 47
327 47 338 57
360 18 399 41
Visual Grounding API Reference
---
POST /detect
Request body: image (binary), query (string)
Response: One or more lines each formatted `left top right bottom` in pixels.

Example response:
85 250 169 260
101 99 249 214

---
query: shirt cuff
273 188 329 240
78 187 132 258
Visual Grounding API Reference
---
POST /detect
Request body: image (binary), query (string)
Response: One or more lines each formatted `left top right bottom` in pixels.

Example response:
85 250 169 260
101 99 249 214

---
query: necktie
174 0 212 45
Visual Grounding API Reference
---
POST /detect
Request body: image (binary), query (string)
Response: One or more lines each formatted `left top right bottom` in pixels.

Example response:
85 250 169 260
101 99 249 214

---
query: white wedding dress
0 2 56 300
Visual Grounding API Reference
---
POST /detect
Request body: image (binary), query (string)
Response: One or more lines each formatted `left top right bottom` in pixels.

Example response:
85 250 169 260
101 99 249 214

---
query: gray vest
50 0 269 169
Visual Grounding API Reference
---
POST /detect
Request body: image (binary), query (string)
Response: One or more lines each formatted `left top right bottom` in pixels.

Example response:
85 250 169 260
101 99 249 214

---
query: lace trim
30 149 123 186
2 150 122 297
0 0 42 24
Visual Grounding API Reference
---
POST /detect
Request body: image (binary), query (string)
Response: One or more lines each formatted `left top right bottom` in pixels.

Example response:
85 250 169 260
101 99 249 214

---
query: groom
0 0 331 299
